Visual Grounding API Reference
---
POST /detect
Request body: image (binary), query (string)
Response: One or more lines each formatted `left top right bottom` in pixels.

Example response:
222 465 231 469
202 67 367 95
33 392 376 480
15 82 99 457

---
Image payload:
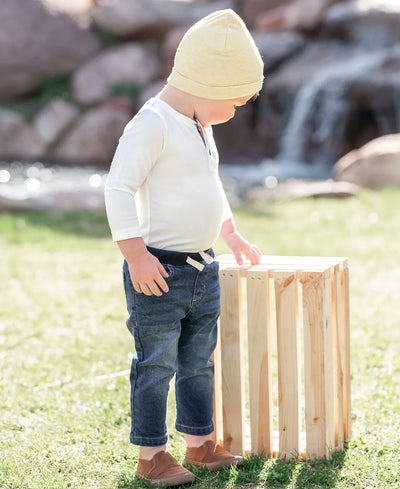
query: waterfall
277 48 391 167
394 84 400 133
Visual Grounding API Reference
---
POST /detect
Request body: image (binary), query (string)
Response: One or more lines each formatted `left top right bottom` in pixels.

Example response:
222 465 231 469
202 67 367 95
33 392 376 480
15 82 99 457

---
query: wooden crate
212 254 351 461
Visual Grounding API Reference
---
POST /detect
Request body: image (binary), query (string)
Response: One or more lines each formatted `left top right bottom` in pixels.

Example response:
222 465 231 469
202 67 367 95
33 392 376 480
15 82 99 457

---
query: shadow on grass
291 450 348 489
115 450 348 489
252 449 347 489
229 449 348 489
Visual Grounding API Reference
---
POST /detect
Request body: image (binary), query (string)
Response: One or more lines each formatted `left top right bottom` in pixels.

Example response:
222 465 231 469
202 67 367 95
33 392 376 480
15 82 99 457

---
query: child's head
167 9 263 124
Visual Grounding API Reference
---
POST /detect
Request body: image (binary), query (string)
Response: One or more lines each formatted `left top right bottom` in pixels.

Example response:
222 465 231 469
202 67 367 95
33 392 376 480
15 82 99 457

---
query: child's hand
222 230 261 266
128 251 169 296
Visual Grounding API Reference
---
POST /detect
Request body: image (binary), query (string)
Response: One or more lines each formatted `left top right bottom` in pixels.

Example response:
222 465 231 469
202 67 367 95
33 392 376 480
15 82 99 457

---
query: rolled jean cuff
130 433 168 447
175 421 214 436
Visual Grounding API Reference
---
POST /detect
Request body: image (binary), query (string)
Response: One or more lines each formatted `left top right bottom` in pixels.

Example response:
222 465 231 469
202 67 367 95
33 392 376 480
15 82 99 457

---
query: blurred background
2 3 400 488
1 0 400 211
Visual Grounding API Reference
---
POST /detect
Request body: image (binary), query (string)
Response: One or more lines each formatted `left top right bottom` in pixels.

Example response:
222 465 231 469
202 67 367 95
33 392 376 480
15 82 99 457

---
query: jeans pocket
161 263 175 281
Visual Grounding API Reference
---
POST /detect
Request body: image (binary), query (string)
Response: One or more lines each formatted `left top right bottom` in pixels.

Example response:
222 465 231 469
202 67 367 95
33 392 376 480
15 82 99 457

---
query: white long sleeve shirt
104 97 232 252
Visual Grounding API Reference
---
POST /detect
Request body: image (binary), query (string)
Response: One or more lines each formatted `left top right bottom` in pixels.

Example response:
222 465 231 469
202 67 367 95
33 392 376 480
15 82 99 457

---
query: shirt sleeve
219 178 233 222
104 110 166 242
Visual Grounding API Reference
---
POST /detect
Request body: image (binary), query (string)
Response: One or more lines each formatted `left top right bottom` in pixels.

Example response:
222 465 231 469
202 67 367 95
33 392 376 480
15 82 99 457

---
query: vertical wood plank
342 267 352 441
219 268 245 455
247 270 273 456
274 271 301 460
302 269 335 460
331 265 344 451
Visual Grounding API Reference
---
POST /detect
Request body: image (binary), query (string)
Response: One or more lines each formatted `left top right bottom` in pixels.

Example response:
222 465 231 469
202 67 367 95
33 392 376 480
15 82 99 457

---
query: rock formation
0 0 400 172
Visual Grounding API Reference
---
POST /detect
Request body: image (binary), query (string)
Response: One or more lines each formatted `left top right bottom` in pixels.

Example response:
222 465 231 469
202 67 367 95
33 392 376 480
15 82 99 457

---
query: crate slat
247 270 273 455
274 271 301 460
219 269 245 455
342 267 352 441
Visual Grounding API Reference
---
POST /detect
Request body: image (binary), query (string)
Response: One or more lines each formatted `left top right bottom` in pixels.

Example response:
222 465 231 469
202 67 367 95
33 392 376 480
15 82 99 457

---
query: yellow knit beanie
167 9 264 100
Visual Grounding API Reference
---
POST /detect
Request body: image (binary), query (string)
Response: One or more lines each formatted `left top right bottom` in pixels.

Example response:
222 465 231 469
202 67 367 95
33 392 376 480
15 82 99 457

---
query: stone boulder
255 0 337 33
322 1 400 48
247 179 359 201
253 31 306 72
213 103 261 162
42 0 94 17
0 108 44 159
286 0 338 30
239 0 292 29
91 0 232 38
33 98 80 148
0 0 100 98
333 133 400 189
162 25 190 76
52 99 133 166
137 80 167 107
71 42 161 105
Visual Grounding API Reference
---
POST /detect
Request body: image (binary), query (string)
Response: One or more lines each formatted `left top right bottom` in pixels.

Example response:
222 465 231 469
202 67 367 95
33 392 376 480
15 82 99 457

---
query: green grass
1 188 400 488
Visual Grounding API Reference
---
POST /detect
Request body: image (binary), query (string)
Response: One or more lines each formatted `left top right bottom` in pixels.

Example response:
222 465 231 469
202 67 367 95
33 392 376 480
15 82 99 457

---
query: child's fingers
133 281 143 293
242 245 261 265
233 249 243 265
156 262 169 293
155 276 169 294
146 281 164 296
249 245 261 264
157 262 169 278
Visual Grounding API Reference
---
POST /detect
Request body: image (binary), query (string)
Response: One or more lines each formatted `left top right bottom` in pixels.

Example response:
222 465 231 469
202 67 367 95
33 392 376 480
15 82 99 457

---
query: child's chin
212 117 232 126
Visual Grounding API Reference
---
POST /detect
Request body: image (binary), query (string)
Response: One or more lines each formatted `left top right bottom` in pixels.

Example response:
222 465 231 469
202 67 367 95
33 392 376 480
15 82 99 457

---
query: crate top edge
217 254 348 269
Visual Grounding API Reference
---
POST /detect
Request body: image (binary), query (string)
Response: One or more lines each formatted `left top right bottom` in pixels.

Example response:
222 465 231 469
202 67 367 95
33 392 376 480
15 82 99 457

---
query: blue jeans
122 257 220 446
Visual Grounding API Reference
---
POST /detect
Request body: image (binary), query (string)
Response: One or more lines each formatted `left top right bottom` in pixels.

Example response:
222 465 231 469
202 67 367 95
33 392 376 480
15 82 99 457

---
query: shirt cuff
110 227 143 242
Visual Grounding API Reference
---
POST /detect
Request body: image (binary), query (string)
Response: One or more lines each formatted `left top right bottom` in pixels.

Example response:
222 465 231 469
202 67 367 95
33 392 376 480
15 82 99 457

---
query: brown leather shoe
136 451 195 487
184 440 244 471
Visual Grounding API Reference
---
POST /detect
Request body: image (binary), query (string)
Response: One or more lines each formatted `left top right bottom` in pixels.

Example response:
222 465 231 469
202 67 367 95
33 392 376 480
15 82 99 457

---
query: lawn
0 188 399 488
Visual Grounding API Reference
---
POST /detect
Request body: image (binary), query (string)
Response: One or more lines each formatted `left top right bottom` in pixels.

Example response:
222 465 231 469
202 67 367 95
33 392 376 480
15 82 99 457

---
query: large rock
162 25 190 76
238 0 292 29
52 100 133 166
0 0 100 98
33 98 80 147
322 1 400 48
255 0 337 33
285 0 338 31
42 0 94 17
71 43 161 105
213 102 261 163
333 133 400 189
137 80 167 107
0 108 44 159
92 0 232 38
253 31 306 72
247 179 359 201
263 40 350 95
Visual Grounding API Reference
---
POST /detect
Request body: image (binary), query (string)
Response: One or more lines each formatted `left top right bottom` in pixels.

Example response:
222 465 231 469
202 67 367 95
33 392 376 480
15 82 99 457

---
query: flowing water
277 48 393 167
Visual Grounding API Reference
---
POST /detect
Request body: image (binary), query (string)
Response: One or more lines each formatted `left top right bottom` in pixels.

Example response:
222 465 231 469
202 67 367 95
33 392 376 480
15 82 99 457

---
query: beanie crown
167 9 264 100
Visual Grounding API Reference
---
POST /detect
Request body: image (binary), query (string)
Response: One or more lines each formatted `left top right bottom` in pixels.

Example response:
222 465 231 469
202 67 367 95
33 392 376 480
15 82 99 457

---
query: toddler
105 8 263 486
